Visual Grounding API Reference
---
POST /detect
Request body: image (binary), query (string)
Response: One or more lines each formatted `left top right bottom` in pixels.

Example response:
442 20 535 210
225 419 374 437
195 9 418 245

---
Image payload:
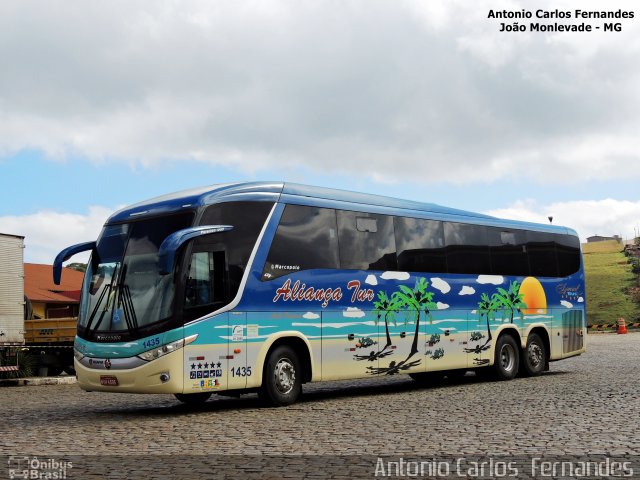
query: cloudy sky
1 0 639 263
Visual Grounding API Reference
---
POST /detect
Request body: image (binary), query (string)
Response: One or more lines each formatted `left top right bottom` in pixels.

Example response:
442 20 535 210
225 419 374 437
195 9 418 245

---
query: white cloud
578 297 584 303
380 271 410 281
0 1 638 185
486 198 640 241
459 286 475 296
436 302 449 310
561 300 573 309
343 307 365 318
365 274 378 286
430 277 450 294
303 312 320 320
0 206 114 264
477 275 504 285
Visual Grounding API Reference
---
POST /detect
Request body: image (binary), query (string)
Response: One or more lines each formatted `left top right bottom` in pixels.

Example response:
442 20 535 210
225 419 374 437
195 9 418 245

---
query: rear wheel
174 392 212 404
520 333 546 377
259 345 301 407
492 334 519 381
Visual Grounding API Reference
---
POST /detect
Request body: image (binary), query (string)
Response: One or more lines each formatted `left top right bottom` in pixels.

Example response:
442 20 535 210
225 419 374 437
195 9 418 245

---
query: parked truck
0 233 77 376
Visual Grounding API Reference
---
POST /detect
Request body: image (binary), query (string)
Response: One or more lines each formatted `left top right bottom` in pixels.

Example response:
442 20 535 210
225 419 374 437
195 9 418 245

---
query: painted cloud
343 307 366 318
436 302 450 310
578 297 584 303
380 271 410 280
476 275 504 285
561 300 573 309
303 312 320 320
365 274 378 286
459 286 475 296
431 277 451 294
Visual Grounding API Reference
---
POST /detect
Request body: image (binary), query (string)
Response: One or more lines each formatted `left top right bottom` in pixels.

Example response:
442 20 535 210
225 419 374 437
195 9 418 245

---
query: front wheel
520 333 546 377
492 334 520 381
174 392 212 404
259 345 302 407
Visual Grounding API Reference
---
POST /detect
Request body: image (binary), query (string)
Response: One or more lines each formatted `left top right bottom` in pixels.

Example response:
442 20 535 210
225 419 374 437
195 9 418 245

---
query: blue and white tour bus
54 182 585 406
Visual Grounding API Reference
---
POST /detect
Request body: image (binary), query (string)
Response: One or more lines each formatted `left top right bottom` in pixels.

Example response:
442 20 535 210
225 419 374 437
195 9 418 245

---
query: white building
0 233 25 345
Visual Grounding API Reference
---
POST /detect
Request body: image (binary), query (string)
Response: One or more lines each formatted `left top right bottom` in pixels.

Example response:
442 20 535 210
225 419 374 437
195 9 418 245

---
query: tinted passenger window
263 205 339 280
395 217 446 273
444 223 491 274
527 231 558 277
488 228 529 276
556 234 581 276
337 210 397 271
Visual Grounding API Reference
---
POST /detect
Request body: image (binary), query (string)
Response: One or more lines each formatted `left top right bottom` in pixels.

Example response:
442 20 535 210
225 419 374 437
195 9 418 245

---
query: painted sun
519 276 547 315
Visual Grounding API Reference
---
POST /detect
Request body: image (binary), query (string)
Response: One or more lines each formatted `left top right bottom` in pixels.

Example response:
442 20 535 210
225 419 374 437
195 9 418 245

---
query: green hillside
582 240 640 325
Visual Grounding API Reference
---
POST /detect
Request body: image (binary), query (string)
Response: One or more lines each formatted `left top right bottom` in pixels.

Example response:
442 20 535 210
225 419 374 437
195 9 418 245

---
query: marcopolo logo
8 456 73 479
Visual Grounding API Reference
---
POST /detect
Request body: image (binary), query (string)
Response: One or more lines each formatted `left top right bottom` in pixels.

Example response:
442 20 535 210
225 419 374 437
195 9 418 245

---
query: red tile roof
24 263 84 304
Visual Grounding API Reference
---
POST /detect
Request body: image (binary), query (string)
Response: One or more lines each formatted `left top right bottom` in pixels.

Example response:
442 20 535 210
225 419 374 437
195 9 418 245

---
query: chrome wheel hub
274 358 296 394
528 343 543 368
500 344 516 372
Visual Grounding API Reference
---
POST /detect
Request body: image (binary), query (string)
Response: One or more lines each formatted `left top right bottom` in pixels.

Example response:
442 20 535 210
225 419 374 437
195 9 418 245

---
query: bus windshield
78 213 194 338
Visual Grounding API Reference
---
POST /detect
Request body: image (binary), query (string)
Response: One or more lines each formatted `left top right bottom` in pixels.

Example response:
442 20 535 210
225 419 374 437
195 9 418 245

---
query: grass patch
583 240 640 325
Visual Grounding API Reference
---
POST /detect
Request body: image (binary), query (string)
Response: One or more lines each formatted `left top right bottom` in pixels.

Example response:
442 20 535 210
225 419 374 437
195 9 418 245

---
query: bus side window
527 231 559 277
394 217 447 274
556 234 581 276
184 251 225 308
262 205 340 280
488 228 529 276
444 222 491 275
337 210 397 271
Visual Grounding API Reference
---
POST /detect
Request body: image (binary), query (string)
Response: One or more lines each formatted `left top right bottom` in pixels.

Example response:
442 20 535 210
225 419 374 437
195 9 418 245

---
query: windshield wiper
118 284 139 333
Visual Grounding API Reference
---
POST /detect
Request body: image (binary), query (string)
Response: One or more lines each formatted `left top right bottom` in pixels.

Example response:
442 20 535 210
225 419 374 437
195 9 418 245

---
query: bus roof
107 181 576 236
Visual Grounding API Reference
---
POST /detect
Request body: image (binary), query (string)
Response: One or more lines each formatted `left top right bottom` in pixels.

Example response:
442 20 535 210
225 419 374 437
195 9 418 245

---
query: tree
355 290 402 362
392 277 437 358
66 262 87 273
465 292 500 356
364 278 437 375
494 281 527 323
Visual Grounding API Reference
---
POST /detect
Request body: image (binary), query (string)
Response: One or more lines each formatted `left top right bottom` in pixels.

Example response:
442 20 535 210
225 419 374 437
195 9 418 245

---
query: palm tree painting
354 291 399 362
366 278 437 375
464 292 499 364
464 281 527 366
494 281 527 323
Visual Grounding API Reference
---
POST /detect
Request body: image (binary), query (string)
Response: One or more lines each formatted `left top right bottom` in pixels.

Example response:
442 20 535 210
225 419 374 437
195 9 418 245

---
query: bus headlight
137 334 198 362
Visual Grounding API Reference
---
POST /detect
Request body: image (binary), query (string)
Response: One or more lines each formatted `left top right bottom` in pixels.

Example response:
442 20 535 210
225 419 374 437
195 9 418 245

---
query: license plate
100 375 119 386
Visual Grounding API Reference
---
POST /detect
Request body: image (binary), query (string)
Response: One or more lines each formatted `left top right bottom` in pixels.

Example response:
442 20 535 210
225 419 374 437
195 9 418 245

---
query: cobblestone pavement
1 334 639 477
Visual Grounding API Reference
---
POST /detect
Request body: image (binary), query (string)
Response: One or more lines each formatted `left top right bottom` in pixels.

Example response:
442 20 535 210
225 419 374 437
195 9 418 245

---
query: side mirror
53 241 96 285
158 225 233 275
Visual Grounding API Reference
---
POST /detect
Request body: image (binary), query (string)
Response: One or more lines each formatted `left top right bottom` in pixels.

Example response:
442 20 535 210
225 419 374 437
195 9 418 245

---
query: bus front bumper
75 349 184 394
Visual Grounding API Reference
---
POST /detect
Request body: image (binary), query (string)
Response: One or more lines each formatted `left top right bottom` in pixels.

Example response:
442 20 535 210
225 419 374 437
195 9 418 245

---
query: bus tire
259 345 301 407
520 333 546 377
492 334 519 381
174 392 212 404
